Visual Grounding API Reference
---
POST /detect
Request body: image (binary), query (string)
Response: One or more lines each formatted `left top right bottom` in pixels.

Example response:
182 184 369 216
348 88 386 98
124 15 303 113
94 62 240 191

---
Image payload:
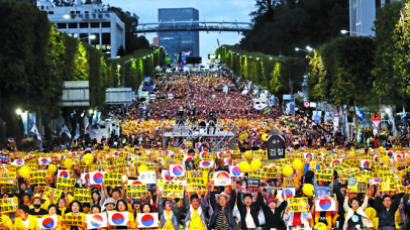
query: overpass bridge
135 21 253 33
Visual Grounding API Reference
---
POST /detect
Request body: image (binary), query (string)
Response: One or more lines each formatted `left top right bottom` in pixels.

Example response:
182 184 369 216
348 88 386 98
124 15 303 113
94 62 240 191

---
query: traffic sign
371 114 381 121
371 113 381 129
334 112 339 117
304 101 310 108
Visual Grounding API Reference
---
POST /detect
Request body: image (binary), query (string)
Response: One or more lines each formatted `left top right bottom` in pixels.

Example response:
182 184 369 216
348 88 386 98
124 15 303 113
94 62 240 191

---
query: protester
1 70 410 230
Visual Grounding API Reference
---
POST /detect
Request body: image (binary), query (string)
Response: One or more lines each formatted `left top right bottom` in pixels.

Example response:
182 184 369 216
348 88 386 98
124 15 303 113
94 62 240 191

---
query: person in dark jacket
236 189 263 230
209 181 239 230
261 192 288 230
374 189 404 230
402 192 410 230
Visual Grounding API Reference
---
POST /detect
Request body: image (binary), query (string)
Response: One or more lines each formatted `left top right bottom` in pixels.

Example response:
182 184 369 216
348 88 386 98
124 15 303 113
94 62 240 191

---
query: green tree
269 57 306 98
307 50 327 102
314 37 375 107
393 2 410 100
373 1 404 105
241 0 349 56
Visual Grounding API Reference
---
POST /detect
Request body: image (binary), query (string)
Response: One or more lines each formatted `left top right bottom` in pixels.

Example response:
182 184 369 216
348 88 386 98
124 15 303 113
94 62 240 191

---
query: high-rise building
37 0 125 58
349 0 402 37
158 8 199 62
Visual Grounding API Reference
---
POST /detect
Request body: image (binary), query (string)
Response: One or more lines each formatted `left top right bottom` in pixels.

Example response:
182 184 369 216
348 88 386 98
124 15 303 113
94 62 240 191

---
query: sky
104 0 256 63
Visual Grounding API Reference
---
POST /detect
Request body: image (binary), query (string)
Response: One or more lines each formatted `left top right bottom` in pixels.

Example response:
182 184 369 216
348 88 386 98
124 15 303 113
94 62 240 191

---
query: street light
16 108 28 135
340 29 373 36
295 46 314 53
78 34 96 43
118 59 135 87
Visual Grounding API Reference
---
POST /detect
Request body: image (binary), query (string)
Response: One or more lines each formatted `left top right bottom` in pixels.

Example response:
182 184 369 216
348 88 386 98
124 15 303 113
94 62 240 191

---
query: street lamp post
16 108 28 136
295 45 314 53
340 29 373 37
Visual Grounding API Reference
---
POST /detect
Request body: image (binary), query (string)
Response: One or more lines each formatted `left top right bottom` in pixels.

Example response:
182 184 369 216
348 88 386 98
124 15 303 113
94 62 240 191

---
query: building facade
158 8 199 62
37 0 125 58
349 0 401 37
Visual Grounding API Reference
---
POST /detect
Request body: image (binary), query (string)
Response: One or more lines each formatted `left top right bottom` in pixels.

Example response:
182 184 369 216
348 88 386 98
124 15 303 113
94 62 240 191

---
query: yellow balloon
48 164 57 174
19 166 31 179
302 183 314 197
314 222 327 230
250 159 262 172
138 164 148 173
292 159 304 171
283 165 293 177
83 154 94 165
262 133 268 141
63 158 73 169
382 155 390 163
244 151 252 159
238 161 251 173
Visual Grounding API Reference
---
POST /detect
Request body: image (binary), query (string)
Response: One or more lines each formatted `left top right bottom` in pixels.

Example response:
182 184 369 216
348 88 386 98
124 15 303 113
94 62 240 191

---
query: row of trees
240 0 349 56
307 1 406 110
217 45 306 101
0 0 165 142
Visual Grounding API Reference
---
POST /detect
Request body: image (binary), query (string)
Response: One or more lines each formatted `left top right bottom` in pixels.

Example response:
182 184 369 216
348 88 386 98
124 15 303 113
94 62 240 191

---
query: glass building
158 8 200 62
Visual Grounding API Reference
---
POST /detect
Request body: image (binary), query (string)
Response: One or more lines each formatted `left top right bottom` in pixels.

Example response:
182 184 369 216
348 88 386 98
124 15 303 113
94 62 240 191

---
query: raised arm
229 188 237 210
343 196 349 212
236 192 244 211
360 193 369 211
254 191 263 209
391 192 404 212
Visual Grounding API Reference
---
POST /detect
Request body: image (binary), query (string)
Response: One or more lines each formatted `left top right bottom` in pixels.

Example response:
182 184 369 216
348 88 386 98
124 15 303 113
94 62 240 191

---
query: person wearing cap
14 205 40 230
103 198 116 212
261 190 288 230
183 189 209 230
236 186 264 230
29 195 48 216
209 180 238 230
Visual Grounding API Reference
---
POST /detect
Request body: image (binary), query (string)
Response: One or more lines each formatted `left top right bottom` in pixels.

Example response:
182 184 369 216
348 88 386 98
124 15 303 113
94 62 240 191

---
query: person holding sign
374 187 404 230
108 199 135 229
183 189 209 230
342 189 373 230
209 180 239 230
62 200 86 230
14 205 40 230
261 189 288 230
284 196 312 230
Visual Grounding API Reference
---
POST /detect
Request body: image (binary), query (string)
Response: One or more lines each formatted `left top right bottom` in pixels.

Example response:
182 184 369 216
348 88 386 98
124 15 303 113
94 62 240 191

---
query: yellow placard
127 184 147 199
74 188 91 203
288 197 309 212
104 172 122 187
0 197 18 213
56 177 76 192
186 171 207 192
63 215 84 226
380 176 395 192
317 169 333 182
262 167 278 179
162 182 184 198
45 187 63 203
29 170 47 185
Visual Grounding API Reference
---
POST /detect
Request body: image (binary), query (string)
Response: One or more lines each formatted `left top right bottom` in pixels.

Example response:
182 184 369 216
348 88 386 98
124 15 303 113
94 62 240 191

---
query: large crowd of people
1 71 410 230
